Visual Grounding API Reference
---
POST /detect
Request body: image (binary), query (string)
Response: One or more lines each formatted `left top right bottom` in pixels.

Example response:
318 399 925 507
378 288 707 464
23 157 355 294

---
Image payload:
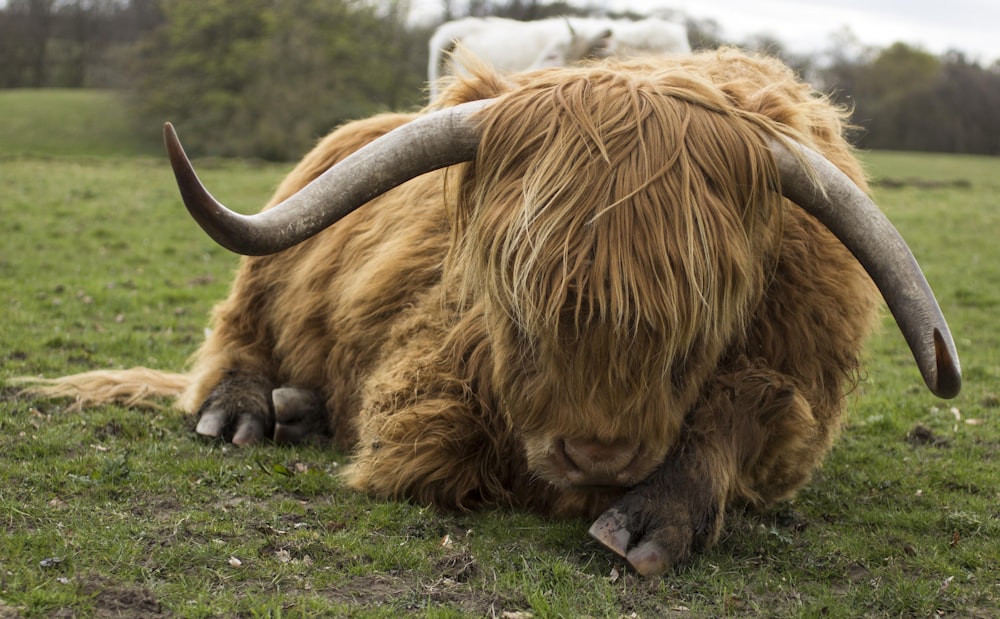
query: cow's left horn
164 98 494 256
769 137 961 399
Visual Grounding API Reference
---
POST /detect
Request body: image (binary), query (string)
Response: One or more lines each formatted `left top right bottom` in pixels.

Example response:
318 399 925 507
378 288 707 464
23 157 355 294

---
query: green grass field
0 89 162 158
1 90 998 618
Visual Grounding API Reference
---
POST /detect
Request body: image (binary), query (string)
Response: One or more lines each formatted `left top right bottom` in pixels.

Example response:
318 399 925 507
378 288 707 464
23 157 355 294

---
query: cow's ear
587 29 614 57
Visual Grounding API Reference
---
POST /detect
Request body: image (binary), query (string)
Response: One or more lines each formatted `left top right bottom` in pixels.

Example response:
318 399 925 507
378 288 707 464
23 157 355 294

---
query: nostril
562 437 637 474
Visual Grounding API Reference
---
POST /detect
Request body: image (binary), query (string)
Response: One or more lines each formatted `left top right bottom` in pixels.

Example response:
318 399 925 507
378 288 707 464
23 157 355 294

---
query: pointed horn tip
163 122 177 144
930 327 962 399
162 123 198 186
163 122 183 156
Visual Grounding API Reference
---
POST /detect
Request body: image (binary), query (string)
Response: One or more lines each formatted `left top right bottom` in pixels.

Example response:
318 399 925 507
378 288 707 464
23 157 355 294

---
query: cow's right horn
164 98 494 257
769 137 961 400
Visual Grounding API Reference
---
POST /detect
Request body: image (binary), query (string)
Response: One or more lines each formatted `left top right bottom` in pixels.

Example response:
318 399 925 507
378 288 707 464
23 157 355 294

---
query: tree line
2 0 998 159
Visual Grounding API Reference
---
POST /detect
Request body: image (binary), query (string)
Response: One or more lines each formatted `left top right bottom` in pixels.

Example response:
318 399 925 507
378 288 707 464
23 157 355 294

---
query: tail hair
13 368 191 412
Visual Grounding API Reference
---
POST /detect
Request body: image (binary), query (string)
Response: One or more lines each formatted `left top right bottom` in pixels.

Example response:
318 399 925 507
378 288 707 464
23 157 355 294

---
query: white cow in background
427 16 691 99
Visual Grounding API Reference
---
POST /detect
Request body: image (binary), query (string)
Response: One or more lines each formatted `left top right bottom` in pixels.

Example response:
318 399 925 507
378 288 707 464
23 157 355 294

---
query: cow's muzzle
551 437 644 486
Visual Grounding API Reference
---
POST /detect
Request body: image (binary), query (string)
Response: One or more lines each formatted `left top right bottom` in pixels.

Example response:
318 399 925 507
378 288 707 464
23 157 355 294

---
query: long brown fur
25 49 879 568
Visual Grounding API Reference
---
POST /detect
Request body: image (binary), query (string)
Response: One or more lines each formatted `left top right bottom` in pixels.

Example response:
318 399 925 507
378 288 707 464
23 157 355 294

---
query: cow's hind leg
196 374 328 446
184 251 334 446
591 362 834 575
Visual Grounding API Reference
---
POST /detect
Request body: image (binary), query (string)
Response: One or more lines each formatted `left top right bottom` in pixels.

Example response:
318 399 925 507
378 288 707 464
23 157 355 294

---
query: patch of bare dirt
89 583 166 618
908 423 951 447
46 576 168 618
433 548 479 583
0 600 24 619
321 572 500 615
0 385 25 405
312 547 518 617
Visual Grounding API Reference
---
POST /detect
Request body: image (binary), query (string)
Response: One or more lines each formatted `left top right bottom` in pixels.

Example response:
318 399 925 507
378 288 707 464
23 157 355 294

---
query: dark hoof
196 406 268 446
194 374 329 446
193 371 273 445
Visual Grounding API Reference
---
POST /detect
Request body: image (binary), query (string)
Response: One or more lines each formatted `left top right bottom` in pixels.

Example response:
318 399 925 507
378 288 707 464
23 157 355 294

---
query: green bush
125 0 428 160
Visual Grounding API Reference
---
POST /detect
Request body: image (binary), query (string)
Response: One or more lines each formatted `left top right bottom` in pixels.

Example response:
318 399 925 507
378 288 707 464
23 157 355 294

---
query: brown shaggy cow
28 49 960 575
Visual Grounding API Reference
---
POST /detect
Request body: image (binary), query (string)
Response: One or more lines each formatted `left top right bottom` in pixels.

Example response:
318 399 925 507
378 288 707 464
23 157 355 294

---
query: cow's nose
560 437 639 485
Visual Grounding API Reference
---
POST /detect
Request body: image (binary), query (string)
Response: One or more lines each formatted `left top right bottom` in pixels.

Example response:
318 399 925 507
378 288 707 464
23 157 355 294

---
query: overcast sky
412 0 1000 64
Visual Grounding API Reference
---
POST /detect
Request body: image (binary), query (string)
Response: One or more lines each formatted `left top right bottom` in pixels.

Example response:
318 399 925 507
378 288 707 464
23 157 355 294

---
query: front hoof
625 540 669 577
588 466 723 577
589 507 671 576
588 507 631 558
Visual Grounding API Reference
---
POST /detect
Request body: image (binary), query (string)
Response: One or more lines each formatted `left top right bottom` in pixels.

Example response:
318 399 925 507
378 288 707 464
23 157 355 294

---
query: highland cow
427 16 690 99
30 49 960 576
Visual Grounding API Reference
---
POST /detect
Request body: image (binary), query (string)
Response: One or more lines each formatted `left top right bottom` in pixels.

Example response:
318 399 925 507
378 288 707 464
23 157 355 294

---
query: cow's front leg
195 370 327 445
591 364 828 575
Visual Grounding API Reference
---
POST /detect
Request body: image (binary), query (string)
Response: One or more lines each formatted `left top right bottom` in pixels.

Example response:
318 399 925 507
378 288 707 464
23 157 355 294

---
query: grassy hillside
0 89 161 158
0 91 998 617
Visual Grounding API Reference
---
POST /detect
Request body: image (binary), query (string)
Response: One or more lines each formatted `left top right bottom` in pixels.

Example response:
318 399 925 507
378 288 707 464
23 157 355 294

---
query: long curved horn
769 137 961 399
163 98 494 256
